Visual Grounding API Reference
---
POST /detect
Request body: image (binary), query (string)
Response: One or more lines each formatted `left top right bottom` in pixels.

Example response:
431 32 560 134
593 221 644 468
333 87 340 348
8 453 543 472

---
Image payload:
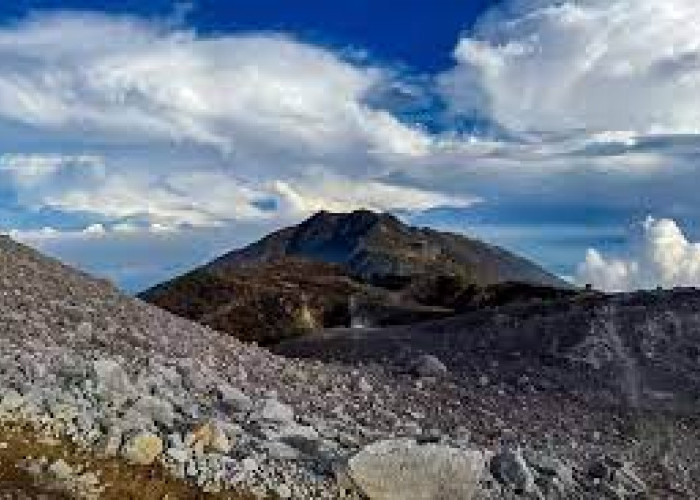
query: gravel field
0 235 697 499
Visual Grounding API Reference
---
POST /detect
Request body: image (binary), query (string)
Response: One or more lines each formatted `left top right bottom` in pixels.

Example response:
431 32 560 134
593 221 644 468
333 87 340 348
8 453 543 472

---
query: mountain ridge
203 209 567 288
140 209 570 343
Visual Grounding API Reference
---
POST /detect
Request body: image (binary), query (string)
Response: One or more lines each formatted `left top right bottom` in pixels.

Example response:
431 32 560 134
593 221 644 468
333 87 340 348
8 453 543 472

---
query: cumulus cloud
577 217 700 291
0 12 469 230
0 12 427 160
440 0 700 134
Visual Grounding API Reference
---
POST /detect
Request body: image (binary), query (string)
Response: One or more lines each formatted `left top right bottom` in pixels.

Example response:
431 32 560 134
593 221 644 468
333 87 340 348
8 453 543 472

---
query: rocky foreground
0 236 696 498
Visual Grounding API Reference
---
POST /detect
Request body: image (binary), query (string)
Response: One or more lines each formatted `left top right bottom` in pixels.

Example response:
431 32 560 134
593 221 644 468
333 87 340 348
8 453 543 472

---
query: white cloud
273 175 479 215
440 0 700 134
577 217 700 291
0 12 453 232
43 171 276 227
0 153 103 187
3 6 700 290
0 12 426 160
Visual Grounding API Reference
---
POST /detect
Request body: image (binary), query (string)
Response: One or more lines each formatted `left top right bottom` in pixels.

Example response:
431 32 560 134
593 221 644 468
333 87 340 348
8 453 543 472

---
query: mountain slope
1 235 697 498
277 288 700 411
141 210 568 343
205 209 566 288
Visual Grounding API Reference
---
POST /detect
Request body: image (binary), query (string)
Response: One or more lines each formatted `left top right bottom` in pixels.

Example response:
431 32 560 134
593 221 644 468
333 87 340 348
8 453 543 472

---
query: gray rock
276 423 322 456
357 377 373 393
0 389 25 413
132 395 175 429
217 384 252 413
615 465 647 495
347 439 485 500
258 397 294 424
408 354 448 378
264 440 301 460
588 458 647 497
241 457 258 473
92 359 131 396
490 447 538 494
166 447 190 463
275 484 292 499
524 450 576 497
525 450 573 482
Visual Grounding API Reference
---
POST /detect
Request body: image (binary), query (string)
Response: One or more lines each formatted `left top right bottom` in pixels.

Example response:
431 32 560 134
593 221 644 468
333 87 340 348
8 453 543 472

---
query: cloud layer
441 0 700 134
577 217 700 292
0 12 457 230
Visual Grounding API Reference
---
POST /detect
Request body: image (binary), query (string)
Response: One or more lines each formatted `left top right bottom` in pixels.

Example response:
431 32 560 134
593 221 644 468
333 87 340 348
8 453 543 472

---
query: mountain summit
205 209 566 288
141 210 569 343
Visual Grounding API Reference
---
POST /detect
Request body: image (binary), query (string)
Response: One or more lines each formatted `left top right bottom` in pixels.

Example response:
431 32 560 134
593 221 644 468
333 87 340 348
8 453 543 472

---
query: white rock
0 389 25 413
132 395 175 429
49 459 74 481
167 447 190 463
123 432 163 465
275 484 292 499
104 428 123 457
358 377 373 392
217 384 252 413
241 457 258 473
259 398 294 423
265 441 300 460
347 439 485 500
93 359 132 396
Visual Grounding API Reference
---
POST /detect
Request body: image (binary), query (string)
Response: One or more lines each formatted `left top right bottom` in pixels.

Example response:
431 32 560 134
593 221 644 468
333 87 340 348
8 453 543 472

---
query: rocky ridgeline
0 236 666 498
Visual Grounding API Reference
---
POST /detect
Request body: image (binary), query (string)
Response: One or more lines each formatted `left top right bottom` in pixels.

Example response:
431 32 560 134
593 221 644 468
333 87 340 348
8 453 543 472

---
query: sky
2 0 700 293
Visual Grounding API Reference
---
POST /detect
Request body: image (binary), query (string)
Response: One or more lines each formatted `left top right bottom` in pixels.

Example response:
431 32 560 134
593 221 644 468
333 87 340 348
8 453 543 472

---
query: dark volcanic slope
141 210 567 343
205 209 566 288
140 257 454 345
277 288 700 411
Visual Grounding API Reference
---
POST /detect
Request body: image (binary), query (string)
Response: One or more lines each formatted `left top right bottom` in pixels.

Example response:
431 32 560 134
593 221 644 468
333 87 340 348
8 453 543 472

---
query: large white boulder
123 432 163 465
347 439 485 500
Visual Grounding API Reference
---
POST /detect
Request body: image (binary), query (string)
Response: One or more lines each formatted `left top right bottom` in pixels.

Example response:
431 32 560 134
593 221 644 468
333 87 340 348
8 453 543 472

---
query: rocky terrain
140 257 453 345
0 234 697 498
278 288 700 411
142 210 569 344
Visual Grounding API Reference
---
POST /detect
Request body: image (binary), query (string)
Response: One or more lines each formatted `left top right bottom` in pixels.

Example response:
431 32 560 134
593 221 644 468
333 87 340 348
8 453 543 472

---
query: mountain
0 234 697 498
141 210 569 343
205 209 566 288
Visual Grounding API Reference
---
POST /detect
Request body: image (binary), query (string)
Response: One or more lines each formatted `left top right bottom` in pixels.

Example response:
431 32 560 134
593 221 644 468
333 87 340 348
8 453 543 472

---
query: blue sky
0 0 492 72
2 0 700 293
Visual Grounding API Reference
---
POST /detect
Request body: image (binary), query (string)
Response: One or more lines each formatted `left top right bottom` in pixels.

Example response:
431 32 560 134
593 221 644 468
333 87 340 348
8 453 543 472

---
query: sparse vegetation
0 421 256 499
